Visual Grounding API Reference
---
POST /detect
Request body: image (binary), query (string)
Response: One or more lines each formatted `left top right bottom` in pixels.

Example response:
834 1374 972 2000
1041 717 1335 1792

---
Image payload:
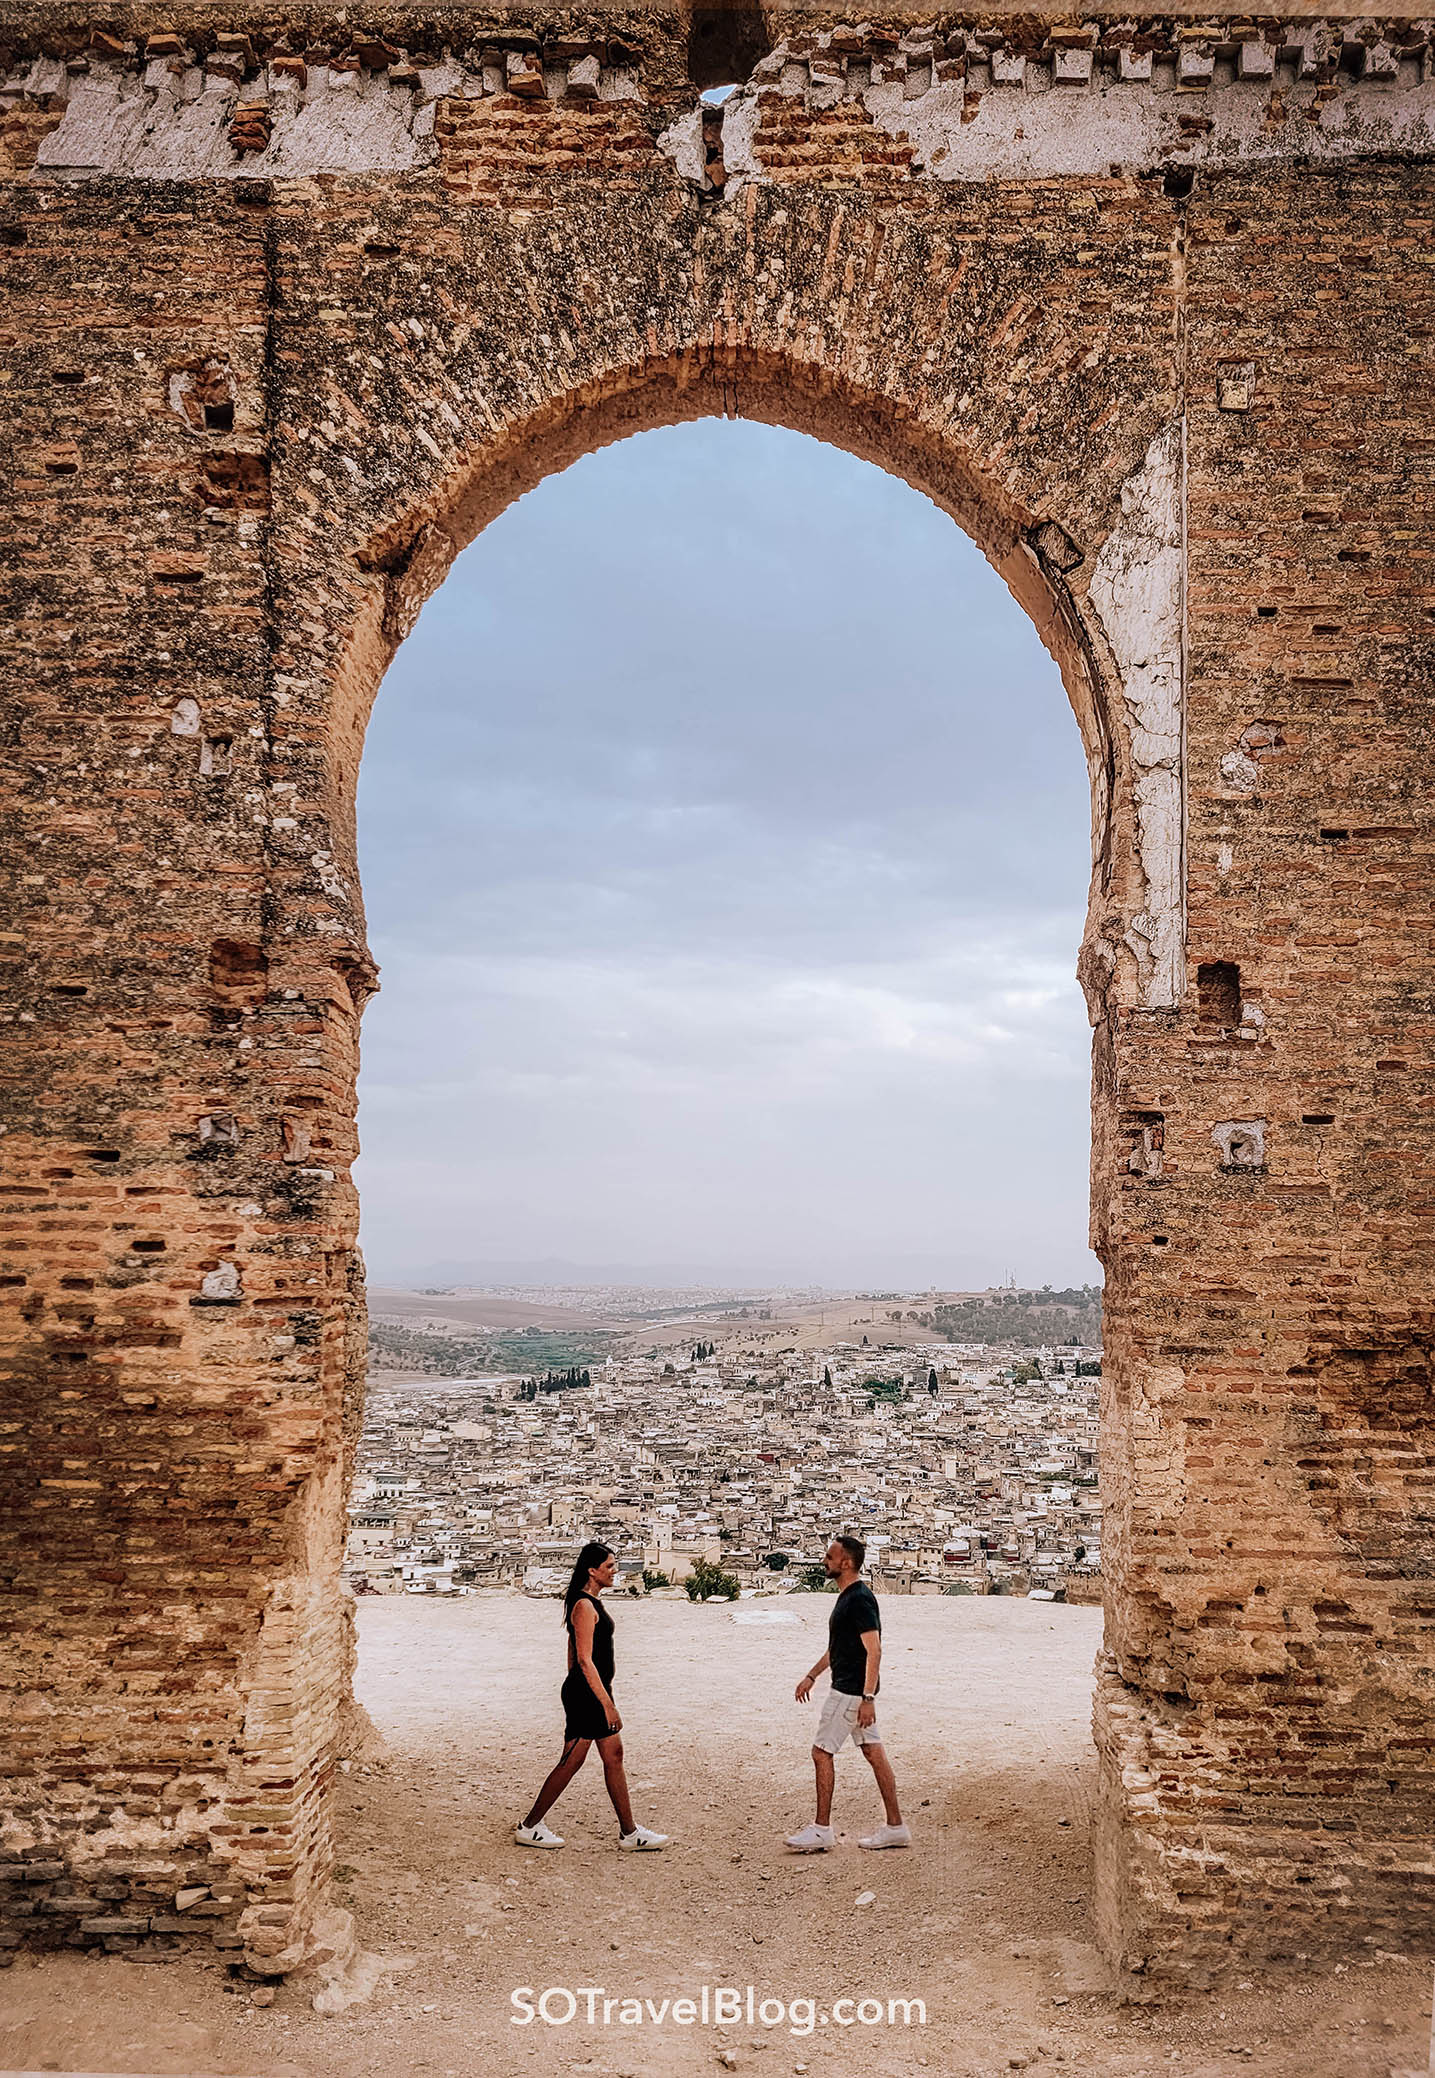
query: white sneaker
859 1822 912 1850
619 1825 668 1851
515 1819 564 1848
784 1823 836 1853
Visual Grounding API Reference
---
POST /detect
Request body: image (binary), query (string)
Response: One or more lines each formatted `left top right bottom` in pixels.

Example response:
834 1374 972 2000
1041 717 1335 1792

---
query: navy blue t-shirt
829 1581 881 1695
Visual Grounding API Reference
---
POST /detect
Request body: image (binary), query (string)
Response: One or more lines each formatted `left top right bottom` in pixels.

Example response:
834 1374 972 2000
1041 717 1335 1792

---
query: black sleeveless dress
561 1591 617 1739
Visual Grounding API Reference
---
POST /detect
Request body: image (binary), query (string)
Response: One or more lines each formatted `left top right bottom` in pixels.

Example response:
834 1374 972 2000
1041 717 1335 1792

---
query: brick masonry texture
0 1 1432 1990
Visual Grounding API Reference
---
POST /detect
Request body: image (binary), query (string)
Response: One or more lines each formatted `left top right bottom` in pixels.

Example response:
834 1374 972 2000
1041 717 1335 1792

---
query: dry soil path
2 1595 1427 2078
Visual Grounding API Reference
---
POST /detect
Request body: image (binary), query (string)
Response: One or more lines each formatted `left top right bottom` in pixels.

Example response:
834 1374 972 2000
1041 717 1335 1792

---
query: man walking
785 1535 910 1852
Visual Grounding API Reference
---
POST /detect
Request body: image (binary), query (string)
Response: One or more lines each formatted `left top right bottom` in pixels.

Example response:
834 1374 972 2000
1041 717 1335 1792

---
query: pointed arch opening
331 362 1140 1987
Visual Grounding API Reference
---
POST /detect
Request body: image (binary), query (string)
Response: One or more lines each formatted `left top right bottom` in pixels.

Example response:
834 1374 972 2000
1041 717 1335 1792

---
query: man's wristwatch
862 1691 876 1702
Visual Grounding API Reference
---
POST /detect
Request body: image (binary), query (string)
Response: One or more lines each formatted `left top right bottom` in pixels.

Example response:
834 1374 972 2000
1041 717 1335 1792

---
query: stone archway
2 5 1433 1992
291 328 1183 1969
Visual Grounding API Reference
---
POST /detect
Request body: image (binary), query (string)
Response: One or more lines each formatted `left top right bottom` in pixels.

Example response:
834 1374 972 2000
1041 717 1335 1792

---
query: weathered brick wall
0 3 1431 1986
1094 150 1435 1983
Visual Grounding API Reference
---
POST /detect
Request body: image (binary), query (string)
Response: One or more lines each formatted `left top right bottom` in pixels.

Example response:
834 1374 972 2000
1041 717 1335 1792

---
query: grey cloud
356 420 1098 1289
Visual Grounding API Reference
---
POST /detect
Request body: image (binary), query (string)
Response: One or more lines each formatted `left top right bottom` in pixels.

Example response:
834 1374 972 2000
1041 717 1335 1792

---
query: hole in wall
686 2 769 91
209 939 269 1000
1196 960 1241 1028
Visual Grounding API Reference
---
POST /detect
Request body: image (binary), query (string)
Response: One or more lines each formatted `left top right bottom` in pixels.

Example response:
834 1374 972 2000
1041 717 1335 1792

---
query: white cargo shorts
812 1688 882 1754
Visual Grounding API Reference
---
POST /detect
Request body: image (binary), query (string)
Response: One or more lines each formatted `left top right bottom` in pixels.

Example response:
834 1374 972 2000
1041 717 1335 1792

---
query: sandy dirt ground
2 1596 1429 2078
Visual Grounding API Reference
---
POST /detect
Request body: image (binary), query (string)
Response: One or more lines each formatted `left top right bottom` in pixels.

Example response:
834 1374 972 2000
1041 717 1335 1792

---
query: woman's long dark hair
563 1541 614 1621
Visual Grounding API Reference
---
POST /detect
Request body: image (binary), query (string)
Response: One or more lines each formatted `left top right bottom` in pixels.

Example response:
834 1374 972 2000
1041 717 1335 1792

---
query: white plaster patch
1088 426 1186 1011
1128 1126 1163 1178
656 106 707 187
35 63 436 176
719 90 763 191
25 52 642 179
1212 1118 1266 1168
24 40 1435 185
771 63 1435 181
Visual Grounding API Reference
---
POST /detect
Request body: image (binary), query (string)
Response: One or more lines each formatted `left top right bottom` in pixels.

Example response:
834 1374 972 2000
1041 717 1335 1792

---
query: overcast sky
353 420 1099 1291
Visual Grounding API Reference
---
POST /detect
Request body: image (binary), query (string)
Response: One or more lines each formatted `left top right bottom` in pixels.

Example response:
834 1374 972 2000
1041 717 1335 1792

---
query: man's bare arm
795 1650 830 1702
856 1630 881 1725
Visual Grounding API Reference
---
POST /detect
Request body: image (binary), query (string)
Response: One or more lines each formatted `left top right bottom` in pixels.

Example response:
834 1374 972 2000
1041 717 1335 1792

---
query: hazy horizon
354 420 1099 1292
367 1256 1101 1295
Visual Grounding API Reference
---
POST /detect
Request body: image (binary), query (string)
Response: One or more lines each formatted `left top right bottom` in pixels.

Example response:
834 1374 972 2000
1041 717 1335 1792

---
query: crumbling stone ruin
1 0 1432 1993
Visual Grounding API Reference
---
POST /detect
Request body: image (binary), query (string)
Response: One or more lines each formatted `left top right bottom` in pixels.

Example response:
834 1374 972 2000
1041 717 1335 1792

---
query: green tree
685 1557 741 1602
863 1377 905 1403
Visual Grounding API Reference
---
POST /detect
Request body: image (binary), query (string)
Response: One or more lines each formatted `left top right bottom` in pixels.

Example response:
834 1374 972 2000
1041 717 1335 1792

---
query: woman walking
516 1541 667 1851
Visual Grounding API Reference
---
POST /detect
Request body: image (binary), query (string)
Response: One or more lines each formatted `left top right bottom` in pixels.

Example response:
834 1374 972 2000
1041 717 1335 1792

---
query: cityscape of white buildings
345 1334 1103 1604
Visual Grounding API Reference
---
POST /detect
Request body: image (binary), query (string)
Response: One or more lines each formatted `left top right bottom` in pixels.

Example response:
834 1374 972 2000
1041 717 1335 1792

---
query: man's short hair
835 1534 866 1570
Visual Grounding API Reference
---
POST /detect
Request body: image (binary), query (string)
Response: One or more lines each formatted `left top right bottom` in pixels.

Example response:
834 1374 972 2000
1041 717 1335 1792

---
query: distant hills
370 1256 756 1289
908 1286 1102 1348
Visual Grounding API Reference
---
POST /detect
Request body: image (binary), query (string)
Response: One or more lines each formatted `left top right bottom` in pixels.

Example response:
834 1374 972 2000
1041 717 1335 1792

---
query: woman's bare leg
595 1732 636 1834
523 1737 590 1826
